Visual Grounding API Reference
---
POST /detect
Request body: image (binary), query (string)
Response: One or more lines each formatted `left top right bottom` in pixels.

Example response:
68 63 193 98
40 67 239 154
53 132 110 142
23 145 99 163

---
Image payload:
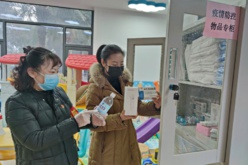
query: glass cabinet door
159 0 237 164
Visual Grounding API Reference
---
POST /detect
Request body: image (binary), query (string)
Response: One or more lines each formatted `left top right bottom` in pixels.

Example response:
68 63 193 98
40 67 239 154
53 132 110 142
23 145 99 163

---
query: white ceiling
212 0 246 7
5 0 168 14
5 0 246 13
79 0 167 10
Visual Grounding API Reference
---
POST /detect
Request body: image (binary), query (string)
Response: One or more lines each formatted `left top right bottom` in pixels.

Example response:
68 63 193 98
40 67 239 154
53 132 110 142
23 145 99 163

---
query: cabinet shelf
175 123 218 153
179 81 222 90
183 17 205 35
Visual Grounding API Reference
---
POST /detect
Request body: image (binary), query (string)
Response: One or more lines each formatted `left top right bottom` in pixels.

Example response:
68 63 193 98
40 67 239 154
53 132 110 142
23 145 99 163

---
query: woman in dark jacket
5 47 106 165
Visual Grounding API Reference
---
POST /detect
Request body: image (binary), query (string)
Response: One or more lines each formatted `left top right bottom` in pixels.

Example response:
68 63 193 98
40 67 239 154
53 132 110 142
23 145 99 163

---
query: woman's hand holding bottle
74 110 107 127
90 110 106 126
74 111 91 127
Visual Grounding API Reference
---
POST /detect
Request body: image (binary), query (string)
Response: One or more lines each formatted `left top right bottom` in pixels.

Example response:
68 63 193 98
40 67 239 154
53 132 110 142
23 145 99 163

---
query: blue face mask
37 73 59 91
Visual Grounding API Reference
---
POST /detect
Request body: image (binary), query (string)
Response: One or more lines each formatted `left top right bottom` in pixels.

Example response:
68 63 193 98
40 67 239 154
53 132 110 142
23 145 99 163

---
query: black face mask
107 66 124 78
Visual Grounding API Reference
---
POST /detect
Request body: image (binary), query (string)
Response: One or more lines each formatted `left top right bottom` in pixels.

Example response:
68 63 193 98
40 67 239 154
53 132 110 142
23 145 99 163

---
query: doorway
127 37 166 92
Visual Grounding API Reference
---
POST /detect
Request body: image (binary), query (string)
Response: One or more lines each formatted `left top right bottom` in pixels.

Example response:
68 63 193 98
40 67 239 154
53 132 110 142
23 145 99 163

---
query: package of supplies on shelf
138 87 157 100
196 123 217 137
210 128 218 139
194 100 207 113
210 103 220 121
200 121 218 127
124 87 138 116
184 36 227 86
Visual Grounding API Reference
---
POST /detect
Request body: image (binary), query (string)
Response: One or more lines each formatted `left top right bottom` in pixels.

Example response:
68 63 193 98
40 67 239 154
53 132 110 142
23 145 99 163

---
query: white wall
93 8 167 54
133 45 162 82
226 3 248 165
183 14 199 27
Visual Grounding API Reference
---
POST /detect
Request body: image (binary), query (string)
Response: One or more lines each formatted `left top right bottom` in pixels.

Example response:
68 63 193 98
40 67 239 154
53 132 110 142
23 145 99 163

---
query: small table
0 128 15 160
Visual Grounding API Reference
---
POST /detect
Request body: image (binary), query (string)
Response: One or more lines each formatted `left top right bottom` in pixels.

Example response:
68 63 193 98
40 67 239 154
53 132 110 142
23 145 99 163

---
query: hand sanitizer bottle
96 93 116 115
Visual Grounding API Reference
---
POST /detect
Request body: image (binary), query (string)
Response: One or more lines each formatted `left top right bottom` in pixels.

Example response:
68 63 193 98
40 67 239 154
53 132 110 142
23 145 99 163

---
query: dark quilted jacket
5 87 79 165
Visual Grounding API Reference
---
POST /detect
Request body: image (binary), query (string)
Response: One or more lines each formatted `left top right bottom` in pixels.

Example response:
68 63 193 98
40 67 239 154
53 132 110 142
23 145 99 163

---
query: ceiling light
156 3 166 11
143 1 158 12
136 0 147 11
128 0 138 9
128 0 166 12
